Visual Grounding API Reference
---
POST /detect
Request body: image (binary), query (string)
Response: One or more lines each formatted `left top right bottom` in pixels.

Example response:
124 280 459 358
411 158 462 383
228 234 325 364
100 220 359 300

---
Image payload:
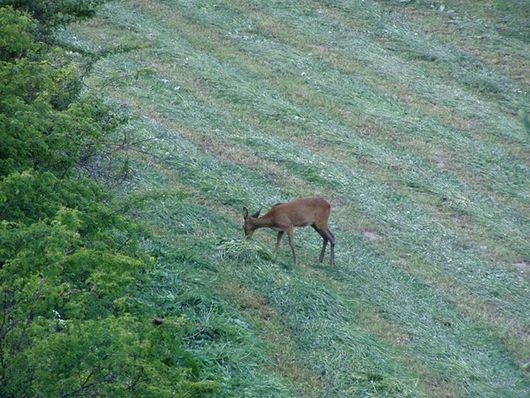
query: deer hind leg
286 227 297 265
312 225 329 263
275 231 284 252
327 229 336 265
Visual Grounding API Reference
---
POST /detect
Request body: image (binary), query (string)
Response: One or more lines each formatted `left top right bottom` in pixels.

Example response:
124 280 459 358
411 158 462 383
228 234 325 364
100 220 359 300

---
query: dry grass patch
514 261 530 280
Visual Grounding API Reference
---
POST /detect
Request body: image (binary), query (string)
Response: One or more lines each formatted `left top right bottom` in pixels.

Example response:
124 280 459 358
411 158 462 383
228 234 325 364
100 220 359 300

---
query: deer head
243 206 261 238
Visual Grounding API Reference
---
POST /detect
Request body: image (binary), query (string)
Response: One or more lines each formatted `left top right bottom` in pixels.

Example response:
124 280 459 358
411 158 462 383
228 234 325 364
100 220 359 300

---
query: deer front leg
275 231 284 252
286 227 297 265
319 236 329 263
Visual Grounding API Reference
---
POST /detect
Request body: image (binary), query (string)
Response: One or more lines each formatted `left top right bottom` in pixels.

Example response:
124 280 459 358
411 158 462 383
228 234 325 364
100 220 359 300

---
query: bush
0 7 107 176
0 207 218 397
0 0 105 31
0 4 36 57
0 170 133 246
0 5 219 397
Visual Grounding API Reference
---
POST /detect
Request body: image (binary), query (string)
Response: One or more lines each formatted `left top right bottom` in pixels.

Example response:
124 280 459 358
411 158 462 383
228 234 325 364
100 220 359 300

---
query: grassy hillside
60 0 529 396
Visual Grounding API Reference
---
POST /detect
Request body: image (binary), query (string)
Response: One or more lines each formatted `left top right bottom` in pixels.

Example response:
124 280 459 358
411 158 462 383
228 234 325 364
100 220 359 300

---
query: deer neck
250 215 274 229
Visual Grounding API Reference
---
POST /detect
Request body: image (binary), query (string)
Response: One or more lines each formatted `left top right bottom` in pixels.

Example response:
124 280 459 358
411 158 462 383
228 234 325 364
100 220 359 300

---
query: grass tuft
217 239 275 266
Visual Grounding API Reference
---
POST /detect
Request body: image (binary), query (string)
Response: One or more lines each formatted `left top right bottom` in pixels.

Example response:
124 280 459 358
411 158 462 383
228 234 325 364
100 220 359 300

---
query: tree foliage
0 5 218 397
0 0 104 31
0 6 108 176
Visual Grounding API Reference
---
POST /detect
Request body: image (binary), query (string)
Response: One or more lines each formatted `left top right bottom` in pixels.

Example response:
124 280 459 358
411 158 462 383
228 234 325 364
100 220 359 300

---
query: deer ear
243 207 249 219
252 208 261 218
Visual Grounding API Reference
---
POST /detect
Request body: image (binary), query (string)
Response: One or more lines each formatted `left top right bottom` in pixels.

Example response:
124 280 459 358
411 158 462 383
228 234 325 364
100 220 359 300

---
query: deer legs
286 227 297 265
313 225 336 265
319 235 329 263
328 229 336 265
275 231 284 252
278 226 335 266
275 226 335 266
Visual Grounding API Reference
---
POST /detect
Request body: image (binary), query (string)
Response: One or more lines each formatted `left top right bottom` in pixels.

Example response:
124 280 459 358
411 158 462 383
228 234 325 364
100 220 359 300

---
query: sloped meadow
60 1 529 396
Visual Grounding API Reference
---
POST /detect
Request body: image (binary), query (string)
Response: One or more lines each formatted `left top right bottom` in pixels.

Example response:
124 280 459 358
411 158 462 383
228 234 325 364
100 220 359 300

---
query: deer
243 197 335 265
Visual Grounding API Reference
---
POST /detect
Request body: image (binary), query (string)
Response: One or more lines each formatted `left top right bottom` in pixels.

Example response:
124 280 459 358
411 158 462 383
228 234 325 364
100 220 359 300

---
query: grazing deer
243 197 335 265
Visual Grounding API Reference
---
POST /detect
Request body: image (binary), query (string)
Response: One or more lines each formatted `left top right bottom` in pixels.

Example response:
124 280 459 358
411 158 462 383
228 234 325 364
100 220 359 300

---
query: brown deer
243 197 335 265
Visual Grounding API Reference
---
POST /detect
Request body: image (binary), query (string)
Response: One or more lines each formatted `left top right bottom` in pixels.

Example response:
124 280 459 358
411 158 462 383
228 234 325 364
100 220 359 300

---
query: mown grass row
62 0 529 396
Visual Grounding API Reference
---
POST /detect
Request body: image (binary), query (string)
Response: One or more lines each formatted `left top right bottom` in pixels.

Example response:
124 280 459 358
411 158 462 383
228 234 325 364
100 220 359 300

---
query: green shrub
0 7 106 176
0 0 105 31
0 171 134 246
0 5 219 397
0 5 36 57
0 205 219 396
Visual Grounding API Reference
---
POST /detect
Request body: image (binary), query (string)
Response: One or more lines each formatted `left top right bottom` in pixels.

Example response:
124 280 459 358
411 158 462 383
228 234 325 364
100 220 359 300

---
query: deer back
266 197 330 227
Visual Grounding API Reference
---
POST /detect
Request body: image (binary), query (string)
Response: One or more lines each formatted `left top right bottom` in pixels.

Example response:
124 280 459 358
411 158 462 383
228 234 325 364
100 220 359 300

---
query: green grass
60 0 529 396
